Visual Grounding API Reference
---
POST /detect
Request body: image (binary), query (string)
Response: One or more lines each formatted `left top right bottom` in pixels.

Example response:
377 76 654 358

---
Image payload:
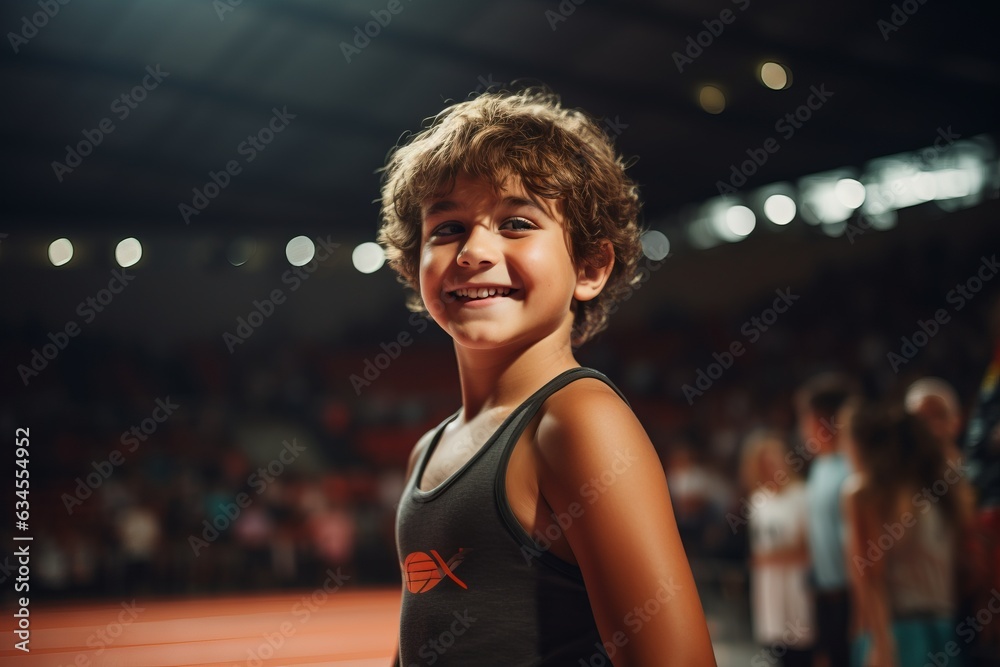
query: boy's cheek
423 295 444 318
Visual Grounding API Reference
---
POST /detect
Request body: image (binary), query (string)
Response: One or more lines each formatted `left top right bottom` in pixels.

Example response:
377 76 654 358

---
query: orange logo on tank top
403 548 469 593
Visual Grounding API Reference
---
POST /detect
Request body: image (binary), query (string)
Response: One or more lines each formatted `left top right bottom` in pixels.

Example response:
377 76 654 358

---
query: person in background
795 372 857 667
666 441 717 559
904 377 964 466
739 430 815 667
842 400 972 667
905 376 981 630
961 293 1000 666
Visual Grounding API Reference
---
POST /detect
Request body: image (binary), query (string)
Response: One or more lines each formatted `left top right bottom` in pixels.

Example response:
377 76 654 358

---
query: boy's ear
574 240 614 302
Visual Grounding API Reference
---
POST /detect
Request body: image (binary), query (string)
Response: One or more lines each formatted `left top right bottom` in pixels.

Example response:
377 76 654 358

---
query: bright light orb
352 242 386 274
641 230 670 261
115 237 142 268
48 238 73 267
760 62 790 90
763 194 796 225
285 236 315 267
699 85 726 114
834 178 866 209
725 205 756 236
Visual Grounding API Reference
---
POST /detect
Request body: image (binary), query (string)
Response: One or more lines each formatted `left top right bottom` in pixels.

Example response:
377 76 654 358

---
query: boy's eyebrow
422 194 555 221
500 196 547 214
423 199 460 217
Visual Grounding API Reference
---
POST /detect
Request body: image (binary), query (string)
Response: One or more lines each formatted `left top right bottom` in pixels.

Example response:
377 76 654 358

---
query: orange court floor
1 588 401 667
1 586 759 666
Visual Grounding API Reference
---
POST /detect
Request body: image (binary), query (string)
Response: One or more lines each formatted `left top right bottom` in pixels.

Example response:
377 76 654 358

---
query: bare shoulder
535 375 648 464
840 471 870 504
841 470 861 495
532 375 660 499
538 375 640 436
840 472 874 523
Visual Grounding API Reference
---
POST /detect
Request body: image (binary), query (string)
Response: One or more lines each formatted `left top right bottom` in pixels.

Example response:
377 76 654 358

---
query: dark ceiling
1 0 997 246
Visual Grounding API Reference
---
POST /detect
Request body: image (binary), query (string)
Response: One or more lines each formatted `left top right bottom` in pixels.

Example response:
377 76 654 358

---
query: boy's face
417 172 596 351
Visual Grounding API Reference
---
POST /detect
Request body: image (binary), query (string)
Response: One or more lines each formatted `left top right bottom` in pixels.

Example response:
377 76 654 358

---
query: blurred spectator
965 294 1000 506
234 505 274 587
115 503 162 595
905 376 981 614
739 430 815 667
905 377 964 465
842 401 972 667
961 293 1000 666
66 527 99 593
307 501 357 571
666 441 732 558
37 533 70 593
795 372 857 667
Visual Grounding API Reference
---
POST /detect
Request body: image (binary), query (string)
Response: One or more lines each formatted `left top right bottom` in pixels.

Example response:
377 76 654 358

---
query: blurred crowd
639 241 998 666
2 334 457 600
2 238 997 665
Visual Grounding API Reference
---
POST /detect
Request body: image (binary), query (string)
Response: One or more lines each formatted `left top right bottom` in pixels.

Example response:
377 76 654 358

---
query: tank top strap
487 366 629 460
488 366 629 576
408 409 461 491
408 367 627 501
525 366 629 413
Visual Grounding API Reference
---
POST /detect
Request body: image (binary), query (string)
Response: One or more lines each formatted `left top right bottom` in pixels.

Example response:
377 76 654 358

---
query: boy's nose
457 225 498 267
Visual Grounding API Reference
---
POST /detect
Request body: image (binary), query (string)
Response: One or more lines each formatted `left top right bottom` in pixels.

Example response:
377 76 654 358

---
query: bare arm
535 381 717 666
843 478 897 667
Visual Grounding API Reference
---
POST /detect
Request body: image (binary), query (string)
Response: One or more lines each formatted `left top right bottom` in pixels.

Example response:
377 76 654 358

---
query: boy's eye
429 221 464 237
500 217 535 231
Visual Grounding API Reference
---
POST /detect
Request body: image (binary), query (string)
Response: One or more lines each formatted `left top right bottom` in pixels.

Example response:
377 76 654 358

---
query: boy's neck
453 334 579 419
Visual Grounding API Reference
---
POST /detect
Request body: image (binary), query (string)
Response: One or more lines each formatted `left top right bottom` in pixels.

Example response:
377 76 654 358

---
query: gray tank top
395 367 628 666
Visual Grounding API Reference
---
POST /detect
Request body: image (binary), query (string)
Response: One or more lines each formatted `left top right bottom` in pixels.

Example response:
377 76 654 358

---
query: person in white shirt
740 429 815 667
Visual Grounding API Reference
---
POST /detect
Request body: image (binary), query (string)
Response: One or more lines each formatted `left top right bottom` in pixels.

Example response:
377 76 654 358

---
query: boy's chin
446 322 569 353
448 328 515 350
444 322 534 351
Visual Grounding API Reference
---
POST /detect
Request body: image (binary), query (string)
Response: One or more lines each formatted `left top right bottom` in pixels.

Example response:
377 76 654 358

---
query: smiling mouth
448 286 519 301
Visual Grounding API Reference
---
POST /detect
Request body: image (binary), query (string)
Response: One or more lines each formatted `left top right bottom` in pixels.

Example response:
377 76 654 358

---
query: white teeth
452 286 512 299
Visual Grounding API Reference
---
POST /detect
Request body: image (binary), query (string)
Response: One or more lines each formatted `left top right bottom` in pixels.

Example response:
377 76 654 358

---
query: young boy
379 88 716 665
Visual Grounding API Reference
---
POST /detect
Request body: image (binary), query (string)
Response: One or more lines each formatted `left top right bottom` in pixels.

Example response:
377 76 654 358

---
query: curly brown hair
377 87 643 346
